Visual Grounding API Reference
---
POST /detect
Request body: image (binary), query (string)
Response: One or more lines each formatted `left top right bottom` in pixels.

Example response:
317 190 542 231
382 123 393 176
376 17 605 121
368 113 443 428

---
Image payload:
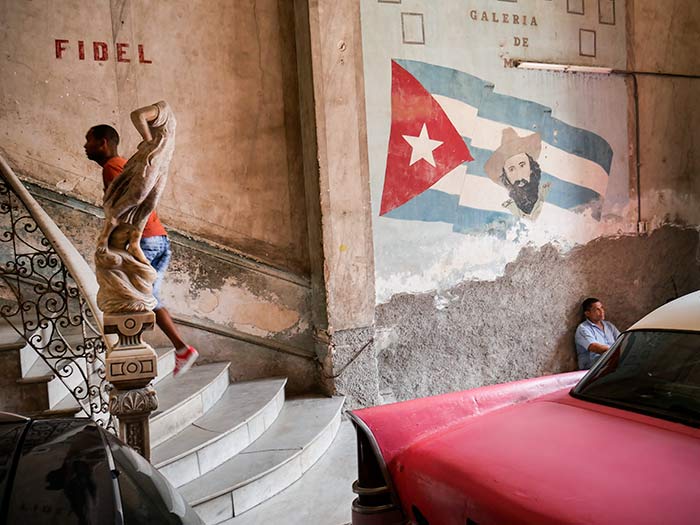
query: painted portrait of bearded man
485 127 551 219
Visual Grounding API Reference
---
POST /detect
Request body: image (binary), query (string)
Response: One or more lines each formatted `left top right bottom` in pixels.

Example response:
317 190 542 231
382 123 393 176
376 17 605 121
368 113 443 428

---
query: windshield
572 330 700 427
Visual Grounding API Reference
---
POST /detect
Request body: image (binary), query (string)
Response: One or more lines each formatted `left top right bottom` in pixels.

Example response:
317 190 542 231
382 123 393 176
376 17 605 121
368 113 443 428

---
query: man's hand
588 342 610 354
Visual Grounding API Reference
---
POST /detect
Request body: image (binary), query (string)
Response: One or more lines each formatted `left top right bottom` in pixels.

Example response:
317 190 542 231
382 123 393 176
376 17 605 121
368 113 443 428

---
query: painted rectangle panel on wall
580 29 597 57
401 13 425 45
379 60 614 237
599 0 616 25
567 0 585 15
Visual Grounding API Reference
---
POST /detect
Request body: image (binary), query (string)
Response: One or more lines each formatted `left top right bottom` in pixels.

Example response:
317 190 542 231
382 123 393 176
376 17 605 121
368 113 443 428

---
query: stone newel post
94 100 177 459
105 312 158 459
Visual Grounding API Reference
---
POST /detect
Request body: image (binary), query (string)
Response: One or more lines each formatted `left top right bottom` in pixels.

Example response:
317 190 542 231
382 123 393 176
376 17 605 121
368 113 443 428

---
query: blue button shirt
574 319 620 370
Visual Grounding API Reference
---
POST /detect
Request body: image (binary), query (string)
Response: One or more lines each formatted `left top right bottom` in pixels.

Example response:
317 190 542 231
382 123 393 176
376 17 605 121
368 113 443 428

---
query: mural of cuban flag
380 59 613 237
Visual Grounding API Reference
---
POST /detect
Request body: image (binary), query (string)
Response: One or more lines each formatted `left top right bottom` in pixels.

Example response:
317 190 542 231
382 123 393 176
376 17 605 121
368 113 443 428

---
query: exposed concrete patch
323 326 379 409
163 266 304 337
371 226 700 403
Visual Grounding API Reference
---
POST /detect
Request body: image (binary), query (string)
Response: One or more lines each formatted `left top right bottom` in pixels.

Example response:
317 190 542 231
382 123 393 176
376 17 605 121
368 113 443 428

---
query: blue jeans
140 235 171 310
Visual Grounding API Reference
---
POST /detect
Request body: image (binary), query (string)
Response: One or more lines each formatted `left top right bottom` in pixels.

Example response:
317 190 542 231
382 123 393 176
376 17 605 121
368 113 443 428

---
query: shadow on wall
374 226 700 403
549 300 583 373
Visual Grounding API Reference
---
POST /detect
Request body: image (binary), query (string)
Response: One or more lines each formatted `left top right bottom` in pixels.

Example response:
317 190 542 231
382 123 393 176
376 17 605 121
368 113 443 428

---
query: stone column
294 0 378 407
105 312 158 459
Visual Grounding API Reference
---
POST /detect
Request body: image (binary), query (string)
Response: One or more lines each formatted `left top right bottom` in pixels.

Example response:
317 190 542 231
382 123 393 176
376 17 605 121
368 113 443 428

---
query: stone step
154 347 175 384
220 419 356 525
150 362 230 448
0 345 50 414
15 357 54 413
15 354 53 383
0 320 23 348
153 378 287 488
15 330 100 409
17 328 85 377
22 345 174 418
180 395 345 525
34 377 99 419
28 395 82 418
0 336 24 352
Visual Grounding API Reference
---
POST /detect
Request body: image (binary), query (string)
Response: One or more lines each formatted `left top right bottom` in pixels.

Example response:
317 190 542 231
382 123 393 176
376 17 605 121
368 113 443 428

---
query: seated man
574 297 620 370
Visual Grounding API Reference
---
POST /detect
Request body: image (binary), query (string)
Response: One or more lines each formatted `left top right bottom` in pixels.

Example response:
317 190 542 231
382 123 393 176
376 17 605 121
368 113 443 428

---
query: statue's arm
130 104 160 142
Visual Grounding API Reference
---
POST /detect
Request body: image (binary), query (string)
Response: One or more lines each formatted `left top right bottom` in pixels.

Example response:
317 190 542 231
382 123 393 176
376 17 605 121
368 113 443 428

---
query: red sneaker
173 346 199 377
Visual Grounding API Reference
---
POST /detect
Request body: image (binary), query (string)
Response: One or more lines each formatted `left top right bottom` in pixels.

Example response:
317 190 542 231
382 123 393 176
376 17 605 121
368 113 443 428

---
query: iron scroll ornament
0 175 113 430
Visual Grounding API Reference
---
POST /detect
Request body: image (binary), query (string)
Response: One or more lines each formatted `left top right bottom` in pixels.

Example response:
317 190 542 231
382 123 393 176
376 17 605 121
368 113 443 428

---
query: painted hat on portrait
484 127 542 185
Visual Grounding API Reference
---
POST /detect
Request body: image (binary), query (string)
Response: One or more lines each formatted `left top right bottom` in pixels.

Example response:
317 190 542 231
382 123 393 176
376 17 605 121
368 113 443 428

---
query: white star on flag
402 123 443 167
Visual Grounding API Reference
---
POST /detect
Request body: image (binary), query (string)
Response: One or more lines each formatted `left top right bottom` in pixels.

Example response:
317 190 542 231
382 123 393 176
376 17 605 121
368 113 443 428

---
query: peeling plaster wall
376 227 700 401
0 0 309 274
362 0 633 303
353 0 700 403
29 190 316 393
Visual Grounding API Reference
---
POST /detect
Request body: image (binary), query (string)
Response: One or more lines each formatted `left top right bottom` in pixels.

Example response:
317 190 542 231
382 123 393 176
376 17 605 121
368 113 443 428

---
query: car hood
390 394 700 525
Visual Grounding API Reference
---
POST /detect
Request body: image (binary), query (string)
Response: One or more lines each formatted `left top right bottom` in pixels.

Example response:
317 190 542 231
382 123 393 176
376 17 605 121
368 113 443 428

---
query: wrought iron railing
0 154 113 430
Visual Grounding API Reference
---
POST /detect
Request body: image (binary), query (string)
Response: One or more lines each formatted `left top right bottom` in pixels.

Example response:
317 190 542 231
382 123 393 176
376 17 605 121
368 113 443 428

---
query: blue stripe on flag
384 189 516 238
465 142 602 218
396 59 613 174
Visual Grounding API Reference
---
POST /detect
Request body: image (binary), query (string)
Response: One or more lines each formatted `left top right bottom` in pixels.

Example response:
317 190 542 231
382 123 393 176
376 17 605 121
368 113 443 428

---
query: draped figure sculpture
95 101 176 313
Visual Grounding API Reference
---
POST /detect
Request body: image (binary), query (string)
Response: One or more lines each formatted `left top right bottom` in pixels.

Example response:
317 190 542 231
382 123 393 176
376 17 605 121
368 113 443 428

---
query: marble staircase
149 351 345 524
0 321 345 524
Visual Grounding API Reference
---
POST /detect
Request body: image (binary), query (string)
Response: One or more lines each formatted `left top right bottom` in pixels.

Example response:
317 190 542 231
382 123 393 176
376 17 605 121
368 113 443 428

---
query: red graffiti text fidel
54 40 152 63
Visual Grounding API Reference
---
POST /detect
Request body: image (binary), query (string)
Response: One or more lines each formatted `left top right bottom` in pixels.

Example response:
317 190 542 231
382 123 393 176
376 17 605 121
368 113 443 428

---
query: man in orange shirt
85 120 198 377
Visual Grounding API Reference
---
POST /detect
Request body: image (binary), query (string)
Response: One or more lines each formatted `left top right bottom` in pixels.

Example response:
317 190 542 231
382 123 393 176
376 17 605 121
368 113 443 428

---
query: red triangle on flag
380 60 473 216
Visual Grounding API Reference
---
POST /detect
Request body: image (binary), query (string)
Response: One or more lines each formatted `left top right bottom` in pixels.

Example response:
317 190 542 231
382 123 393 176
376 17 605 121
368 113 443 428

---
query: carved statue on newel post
91 100 176 459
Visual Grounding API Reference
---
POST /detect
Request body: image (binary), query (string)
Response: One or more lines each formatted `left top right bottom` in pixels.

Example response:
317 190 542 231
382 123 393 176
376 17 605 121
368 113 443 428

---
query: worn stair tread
154 347 175 383
27 406 82 418
0 322 24 351
219 420 356 525
180 396 344 506
17 357 53 383
155 346 174 359
152 378 287 467
151 362 230 420
0 338 24 352
32 393 81 417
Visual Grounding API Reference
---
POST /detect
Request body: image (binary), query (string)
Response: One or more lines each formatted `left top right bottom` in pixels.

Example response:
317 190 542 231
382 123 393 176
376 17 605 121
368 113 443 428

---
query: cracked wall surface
375 227 700 401
24 190 316 392
348 0 700 404
0 0 308 275
1 0 697 404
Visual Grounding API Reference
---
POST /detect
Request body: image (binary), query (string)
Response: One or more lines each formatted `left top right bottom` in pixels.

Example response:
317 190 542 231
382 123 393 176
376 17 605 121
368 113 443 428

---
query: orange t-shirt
102 156 167 238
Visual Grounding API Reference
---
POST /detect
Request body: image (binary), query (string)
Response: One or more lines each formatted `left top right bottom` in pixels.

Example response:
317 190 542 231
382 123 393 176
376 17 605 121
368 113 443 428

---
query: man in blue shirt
574 297 620 369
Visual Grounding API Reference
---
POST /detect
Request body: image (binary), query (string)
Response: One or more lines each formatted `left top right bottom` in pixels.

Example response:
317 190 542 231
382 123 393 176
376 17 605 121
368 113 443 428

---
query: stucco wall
26 187 316 393
352 0 700 404
362 0 632 303
0 0 309 274
628 0 700 227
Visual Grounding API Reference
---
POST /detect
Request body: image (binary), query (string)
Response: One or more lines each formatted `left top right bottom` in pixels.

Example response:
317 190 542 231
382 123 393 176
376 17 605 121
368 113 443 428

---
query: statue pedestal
105 311 159 459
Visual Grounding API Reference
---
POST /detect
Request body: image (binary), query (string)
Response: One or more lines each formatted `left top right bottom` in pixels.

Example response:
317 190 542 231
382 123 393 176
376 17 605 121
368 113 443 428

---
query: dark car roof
0 415 117 525
0 413 204 525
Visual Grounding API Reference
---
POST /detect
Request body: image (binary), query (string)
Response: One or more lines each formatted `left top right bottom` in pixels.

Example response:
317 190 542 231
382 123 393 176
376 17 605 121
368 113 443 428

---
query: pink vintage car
349 292 700 525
